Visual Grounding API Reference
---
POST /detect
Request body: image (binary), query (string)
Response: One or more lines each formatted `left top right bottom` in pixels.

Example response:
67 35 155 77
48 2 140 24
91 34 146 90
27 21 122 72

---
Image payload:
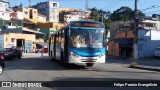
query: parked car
1 48 22 60
0 52 4 60
154 47 160 58
0 55 5 75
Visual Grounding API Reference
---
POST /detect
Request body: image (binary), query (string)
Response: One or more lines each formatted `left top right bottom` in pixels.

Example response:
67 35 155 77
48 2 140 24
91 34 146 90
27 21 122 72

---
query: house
108 15 160 58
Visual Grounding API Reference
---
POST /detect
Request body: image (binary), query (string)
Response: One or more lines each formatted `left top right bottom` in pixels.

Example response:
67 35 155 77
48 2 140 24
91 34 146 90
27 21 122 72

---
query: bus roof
70 20 104 24
50 20 105 36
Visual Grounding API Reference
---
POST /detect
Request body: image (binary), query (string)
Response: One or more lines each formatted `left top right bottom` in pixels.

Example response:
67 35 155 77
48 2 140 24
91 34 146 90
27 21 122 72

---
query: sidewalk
22 53 48 57
106 55 160 72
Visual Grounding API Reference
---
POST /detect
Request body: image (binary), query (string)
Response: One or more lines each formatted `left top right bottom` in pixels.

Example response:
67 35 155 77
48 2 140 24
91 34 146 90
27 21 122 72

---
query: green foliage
89 6 145 29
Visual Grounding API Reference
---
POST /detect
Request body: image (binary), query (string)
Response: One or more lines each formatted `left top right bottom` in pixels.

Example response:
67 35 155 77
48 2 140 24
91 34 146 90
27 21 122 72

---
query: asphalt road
0 54 160 90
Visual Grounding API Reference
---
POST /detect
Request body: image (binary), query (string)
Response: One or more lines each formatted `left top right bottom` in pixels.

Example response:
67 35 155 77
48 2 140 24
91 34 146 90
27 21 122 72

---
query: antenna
28 0 31 7
85 0 88 10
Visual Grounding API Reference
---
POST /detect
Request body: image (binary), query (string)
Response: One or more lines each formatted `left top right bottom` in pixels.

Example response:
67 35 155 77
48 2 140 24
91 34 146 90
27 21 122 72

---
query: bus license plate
86 58 92 61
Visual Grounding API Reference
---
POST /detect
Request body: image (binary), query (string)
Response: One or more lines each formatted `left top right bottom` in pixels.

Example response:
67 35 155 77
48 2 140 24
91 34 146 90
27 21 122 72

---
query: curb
129 65 160 72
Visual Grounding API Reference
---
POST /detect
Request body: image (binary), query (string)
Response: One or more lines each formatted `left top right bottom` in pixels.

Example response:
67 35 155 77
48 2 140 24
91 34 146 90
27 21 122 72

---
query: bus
48 21 106 67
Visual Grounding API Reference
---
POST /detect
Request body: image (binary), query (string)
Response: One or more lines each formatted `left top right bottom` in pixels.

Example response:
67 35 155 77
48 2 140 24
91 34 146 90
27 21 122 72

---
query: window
53 3 57 7
0 3 2 6
24 11 28 14
34 11 36 14
145 23 155 27
5 4 8 7
2 13 4 16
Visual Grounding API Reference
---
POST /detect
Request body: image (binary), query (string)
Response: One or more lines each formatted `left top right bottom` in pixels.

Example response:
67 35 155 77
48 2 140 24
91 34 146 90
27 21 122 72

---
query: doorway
16 39 25 52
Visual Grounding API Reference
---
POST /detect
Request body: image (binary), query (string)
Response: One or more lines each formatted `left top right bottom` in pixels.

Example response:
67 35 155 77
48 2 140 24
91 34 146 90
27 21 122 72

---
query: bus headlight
99 53 105 57
70 51 81 57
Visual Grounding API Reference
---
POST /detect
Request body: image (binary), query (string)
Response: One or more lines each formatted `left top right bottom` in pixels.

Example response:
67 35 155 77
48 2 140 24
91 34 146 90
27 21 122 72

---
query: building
32 1 59 22
138 29 160 57
13 6 38 20
0 33 36 53
0 0 14 20
108 16 160 58
38 14 47 22
59 8 87 23
36 22 64 41
11 11 24 20
13 6 47 23
64 14 81 23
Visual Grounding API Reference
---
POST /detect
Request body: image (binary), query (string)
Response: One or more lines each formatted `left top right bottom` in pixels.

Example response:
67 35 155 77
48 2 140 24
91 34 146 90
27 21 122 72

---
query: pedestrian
41 48 44 56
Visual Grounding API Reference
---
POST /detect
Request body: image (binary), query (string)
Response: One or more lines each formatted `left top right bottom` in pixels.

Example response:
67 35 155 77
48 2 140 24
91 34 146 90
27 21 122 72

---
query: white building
38 14 47 22
64 14 81 23
142 18 160 30
32 1 59 23
138 29 160 57
0 0 13 20
11 11 24 20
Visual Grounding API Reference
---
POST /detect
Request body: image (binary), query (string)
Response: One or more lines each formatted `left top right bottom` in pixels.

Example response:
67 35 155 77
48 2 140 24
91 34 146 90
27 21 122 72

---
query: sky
7 0 160 16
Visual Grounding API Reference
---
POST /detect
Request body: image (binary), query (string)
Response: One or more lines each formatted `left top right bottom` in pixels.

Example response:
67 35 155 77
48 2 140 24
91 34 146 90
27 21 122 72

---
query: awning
115 38 133 44
23 28 45 35
36 42 48 47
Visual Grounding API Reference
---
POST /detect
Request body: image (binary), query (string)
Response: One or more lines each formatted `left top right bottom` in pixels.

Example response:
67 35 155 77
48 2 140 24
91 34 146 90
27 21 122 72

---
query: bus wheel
86 63 94 67
51 51 54 62
51 58 55 62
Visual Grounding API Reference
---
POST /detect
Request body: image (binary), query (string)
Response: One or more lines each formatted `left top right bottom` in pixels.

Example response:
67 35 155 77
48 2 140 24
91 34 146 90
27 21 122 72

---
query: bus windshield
70 29 104 48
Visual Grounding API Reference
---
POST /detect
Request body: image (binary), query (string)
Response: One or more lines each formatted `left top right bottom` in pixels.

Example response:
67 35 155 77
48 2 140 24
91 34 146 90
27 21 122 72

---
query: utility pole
102 12 104 23
133 0 138 59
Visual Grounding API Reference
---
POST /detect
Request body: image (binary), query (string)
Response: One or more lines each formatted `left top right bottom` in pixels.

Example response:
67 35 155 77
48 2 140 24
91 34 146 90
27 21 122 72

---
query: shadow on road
3 56 160 75
4 57 89 71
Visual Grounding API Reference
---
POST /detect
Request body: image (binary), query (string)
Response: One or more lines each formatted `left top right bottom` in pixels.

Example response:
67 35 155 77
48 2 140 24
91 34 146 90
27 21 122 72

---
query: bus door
55 32 61 60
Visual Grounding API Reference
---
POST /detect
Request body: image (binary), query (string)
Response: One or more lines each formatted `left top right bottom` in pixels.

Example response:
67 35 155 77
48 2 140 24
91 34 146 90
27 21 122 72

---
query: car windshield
70 29 104 48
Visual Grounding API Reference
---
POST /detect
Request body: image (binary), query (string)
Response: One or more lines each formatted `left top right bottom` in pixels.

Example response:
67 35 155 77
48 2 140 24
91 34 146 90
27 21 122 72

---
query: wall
64 14 80 23
0 1 9 7
116 30 134 38
0 11 11 20
138 30 160 57
33 1 59 22
11 11 24 20
23 7 38 20
38 15 46 22
48 1 59 22
3 33 35 49
108 40 119 56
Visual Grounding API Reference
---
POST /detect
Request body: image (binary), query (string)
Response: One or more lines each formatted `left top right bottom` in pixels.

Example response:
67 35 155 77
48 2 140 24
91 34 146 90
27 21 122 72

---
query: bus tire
62 61 69 67
61 52 64 61
86 63 94 67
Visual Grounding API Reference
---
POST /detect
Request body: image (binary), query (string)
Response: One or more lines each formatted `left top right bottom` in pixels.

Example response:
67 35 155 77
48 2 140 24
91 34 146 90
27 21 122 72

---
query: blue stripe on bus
70 48 106 57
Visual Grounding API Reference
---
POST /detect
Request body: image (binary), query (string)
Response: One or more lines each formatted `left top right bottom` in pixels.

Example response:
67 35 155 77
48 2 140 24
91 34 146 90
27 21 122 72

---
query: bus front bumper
69 55 106 64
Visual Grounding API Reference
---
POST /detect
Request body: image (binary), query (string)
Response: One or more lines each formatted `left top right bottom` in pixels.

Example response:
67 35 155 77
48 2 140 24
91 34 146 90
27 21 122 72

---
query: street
0 54 160 90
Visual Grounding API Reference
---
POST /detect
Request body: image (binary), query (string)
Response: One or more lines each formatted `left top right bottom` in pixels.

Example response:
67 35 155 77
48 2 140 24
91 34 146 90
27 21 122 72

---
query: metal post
133 0 138 59
102 13 103 23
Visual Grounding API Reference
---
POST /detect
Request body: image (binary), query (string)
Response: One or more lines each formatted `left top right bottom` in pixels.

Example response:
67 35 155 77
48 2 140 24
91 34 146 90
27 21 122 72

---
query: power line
102 0 116 10
107 0 121 11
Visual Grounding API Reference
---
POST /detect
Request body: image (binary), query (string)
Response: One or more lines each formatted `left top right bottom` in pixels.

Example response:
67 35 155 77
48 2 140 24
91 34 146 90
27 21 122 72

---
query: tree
110 6 133 21
110 6 145 21
89 6 145 29
90 7 111 29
